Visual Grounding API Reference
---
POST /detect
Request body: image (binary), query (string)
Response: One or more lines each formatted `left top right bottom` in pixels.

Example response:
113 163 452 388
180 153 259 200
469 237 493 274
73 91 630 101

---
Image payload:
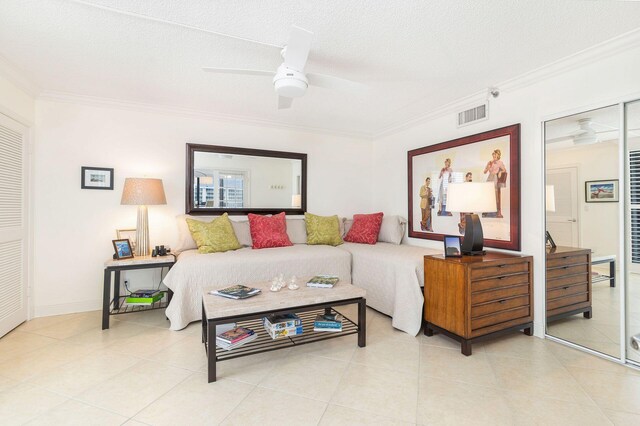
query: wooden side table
102 254 176 329
423 252 533 355
546 246 592 322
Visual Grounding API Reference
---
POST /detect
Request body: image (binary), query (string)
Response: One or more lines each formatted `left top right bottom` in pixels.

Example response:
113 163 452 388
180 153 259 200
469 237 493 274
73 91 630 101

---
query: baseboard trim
34 299 102 318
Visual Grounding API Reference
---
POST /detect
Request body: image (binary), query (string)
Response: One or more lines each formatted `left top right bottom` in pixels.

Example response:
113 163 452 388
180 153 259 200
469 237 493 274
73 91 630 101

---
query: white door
546 167 580 247
0 113 28 337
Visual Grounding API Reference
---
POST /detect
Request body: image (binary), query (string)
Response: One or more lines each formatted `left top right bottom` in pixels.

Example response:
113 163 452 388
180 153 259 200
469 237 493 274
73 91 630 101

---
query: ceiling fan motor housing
273 64 308 98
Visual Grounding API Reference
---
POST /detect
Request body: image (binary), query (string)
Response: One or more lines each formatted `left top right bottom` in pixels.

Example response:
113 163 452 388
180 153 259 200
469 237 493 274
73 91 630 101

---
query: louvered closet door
0 113 28 337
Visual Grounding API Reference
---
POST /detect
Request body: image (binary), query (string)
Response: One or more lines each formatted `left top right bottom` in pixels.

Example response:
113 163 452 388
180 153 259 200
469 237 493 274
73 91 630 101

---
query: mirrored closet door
626 100 640 366
544 104 623 359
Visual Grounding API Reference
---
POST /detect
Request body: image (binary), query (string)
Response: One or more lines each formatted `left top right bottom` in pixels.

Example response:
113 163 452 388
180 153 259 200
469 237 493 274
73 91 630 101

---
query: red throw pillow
344 212 384 244
248 212 293 249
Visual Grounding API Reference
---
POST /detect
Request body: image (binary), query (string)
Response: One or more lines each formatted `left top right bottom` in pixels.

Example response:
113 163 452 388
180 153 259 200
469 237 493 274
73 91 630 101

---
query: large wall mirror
186 144 307 215
544 104 622 359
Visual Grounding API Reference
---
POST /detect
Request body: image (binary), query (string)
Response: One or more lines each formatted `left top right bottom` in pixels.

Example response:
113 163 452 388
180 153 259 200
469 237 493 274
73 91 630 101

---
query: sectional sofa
164 215 441 335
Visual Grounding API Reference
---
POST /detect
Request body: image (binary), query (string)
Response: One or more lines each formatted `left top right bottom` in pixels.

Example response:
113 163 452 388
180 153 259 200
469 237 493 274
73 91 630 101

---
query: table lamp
446 182 497 255
545 185 557 248
121 178 167 256
291 194 301 208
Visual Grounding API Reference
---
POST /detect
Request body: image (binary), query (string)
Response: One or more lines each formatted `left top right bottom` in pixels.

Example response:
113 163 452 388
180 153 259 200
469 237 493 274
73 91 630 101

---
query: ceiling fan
202 26 364 109
569 118 600 145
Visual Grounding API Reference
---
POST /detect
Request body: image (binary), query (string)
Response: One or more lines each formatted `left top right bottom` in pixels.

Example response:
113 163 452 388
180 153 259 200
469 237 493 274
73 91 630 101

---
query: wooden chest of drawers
546 246 592 322
424 252 534 355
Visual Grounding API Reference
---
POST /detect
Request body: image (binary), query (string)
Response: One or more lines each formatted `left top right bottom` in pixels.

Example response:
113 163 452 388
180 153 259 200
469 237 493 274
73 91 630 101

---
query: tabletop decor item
288 275 299 290
112 239 133 260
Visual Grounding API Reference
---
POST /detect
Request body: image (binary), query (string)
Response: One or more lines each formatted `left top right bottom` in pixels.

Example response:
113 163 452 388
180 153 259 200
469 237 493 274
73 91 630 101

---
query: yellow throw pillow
305 213 343 246
186 213 241 254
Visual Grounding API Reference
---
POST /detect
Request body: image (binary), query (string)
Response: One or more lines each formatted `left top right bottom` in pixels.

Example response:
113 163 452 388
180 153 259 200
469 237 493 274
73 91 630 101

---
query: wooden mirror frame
185 143 307 215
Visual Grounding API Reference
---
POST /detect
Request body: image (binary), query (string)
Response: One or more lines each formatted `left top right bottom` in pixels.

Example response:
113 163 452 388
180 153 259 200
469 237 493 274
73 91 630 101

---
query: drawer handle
563 286 569 290
499 299 507 304
498 276 506 280
562 266 570 269
497 264 507 268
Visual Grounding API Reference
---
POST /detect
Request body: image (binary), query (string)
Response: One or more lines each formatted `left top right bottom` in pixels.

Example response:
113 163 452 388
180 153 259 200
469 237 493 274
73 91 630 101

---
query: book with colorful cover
313 326 342 333
263 313 302 330
126 291 163 305
217 327 255 344
210 285 261 300
216 332 258 351
306 275 339 288
314 313 343 329
264 324 304 339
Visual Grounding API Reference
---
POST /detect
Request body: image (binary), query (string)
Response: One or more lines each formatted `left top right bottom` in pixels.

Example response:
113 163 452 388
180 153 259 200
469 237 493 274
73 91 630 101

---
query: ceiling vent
457 103 488 128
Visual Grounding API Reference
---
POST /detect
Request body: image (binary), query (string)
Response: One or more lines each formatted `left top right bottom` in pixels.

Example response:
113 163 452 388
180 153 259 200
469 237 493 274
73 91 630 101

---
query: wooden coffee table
201 280 366 383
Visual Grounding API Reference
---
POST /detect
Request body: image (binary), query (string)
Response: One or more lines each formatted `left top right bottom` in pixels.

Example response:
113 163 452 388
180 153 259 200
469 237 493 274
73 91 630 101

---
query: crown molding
37 91 373 140
372 28 640 140
0 54 41 98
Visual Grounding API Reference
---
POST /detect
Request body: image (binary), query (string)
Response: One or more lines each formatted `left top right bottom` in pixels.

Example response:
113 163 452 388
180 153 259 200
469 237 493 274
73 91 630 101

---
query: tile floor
1 306 640 425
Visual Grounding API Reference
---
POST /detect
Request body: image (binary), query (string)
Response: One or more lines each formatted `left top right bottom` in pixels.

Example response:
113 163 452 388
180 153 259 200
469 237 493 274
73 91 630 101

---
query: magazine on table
210 284 261 299
217 326 255 344
216 333 258 350
306 275 339 288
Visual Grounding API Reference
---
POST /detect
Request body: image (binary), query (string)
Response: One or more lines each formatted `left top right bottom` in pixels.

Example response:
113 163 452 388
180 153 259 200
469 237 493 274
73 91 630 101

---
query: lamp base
461 213 485 256
135 205 150 256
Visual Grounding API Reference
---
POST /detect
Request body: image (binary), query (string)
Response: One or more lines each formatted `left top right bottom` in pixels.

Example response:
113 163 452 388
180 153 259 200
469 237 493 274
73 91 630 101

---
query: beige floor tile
416 377 514 425
64 320 151 348
567 367 640 414
259 353 348 402
331 363 418 423
25 399 128 425
420 345 498 387
0 374 19 392
29 349 141 397
149 334 208 371
488 353 594 405
506 393 613 426
368 313 422 345
77 360 192 417
29 311 102 340
351 334 420 374
288 333 359 362
475 332 555 361
0 330 58 364
16 313 79 332
547 341 638 376
0 341 96 381
221 386 326 425
133 372 254 426
121 421 151 426
417 332 464 351
603 409 640 425
113 308 173 328
207 348 292 385
319 404 412 425
0 382 68 425
104 326 187 358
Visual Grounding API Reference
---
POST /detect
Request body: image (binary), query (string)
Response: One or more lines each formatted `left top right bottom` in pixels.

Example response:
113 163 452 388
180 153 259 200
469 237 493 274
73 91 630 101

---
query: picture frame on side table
407 124 521 252
81 166 114 190
116 228 137 252
112 239 134 260
444 235 462 257
585 179 619 203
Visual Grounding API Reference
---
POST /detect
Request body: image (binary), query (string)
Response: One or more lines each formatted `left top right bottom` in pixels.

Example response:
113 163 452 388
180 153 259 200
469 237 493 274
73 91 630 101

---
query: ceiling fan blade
278 96 293 110
202 67 274 77
307 72 367 93
283 26 313 71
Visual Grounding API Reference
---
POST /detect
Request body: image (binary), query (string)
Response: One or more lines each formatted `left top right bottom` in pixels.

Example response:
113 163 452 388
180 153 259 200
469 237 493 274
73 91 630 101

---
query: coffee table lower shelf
202 298 366 382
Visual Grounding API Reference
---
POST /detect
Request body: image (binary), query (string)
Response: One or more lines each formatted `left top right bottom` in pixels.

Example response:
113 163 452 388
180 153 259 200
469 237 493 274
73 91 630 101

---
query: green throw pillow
305 213 343 246
186 213 241 254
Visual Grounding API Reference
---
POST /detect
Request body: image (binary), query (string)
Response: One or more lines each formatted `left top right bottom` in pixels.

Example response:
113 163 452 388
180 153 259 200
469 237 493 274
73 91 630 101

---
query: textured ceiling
1 0 640 137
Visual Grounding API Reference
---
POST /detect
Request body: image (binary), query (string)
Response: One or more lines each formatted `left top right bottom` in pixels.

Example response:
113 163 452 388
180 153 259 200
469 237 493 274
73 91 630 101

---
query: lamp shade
121 178 167 206
198 176 214 185
546 185 556 212
446 182 497 213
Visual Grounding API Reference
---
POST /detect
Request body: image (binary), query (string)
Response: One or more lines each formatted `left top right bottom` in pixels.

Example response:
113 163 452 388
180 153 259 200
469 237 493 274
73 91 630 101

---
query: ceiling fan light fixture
273 65 308 98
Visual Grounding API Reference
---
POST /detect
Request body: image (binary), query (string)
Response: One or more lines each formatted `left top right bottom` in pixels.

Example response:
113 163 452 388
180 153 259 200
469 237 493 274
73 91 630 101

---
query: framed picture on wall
81 166 114 190
407 124 521 251
585 179 619 203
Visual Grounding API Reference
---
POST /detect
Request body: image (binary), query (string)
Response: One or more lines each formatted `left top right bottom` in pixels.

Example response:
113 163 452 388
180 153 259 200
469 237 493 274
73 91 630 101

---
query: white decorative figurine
288 275 299 290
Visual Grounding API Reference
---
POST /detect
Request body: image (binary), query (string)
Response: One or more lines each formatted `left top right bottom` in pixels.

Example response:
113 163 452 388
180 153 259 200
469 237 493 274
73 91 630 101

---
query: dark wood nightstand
423 252 534 355
546 246 592 322
102 254 176 329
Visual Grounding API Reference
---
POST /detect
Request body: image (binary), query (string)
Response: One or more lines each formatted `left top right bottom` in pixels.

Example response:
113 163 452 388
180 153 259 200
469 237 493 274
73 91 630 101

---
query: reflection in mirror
186 144 306 215
545 104 621 358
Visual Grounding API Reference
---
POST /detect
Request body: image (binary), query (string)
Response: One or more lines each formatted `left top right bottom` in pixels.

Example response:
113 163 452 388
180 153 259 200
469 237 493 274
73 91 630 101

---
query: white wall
0 73 35 125
372 44 640 336
33 100 372 316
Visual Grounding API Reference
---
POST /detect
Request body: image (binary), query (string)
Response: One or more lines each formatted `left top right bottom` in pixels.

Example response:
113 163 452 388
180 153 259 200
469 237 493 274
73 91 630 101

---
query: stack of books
263 313 303 339
125 289 163 305
306 275 339 288
216 326 257 350
314 313 343 332
210 284 261 299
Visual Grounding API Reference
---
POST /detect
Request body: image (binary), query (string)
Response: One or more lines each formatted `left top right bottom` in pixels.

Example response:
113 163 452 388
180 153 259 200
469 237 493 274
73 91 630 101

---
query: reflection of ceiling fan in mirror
570 118 600 145
202 25 364 109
